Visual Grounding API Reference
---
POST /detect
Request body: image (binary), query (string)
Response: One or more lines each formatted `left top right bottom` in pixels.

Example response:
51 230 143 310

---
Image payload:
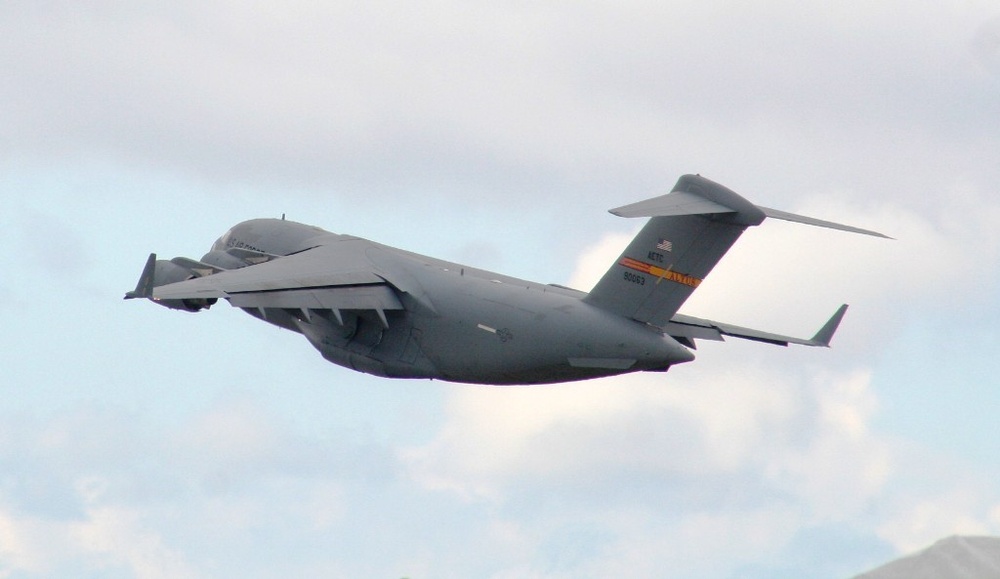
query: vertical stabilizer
583 175 763 328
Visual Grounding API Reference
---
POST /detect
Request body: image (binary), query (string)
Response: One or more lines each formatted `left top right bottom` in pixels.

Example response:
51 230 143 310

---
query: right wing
664 304 849 348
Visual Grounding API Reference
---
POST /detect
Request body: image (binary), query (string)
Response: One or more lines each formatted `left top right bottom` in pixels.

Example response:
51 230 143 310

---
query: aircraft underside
241 297 694 385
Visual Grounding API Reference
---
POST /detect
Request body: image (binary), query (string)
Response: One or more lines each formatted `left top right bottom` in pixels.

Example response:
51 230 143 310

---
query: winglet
809 304 849 347
124 253 157 300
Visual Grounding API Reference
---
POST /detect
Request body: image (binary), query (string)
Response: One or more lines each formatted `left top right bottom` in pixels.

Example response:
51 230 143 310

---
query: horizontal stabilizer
607 176 890 239
759 207 891 239
609 191 737 218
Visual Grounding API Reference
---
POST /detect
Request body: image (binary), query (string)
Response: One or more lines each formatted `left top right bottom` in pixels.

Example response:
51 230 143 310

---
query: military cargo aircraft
126 174 887 384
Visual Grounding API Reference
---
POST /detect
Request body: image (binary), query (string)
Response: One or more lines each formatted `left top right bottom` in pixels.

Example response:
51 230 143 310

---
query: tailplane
583 175 886 328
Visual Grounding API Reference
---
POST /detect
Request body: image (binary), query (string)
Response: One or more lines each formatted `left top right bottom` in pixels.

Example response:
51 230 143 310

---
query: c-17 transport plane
126 174 887 385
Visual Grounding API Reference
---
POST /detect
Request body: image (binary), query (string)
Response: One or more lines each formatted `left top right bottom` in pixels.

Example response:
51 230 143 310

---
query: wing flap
227 285 403 312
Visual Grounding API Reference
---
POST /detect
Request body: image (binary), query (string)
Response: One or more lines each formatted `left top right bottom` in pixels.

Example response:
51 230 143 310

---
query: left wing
150 243 404 325
664 304 849 348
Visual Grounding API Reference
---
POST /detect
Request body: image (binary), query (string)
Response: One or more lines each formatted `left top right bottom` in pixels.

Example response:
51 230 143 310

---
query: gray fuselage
209 219 694 384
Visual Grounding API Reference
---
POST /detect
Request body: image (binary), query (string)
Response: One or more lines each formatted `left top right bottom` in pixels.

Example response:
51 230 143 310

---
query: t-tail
583 174 888 332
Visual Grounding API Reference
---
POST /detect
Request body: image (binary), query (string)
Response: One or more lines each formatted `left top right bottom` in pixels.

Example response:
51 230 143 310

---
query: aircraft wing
664 304 849 348
150 243 404 322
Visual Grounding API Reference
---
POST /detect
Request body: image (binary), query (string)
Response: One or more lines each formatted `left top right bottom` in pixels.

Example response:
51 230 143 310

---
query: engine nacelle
149 259 217 312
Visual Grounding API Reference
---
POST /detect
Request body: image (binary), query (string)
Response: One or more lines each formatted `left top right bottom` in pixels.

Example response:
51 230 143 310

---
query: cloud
2 1 997 207
565 230 637 292
403 362 887 498
0 398 393 576
398 370 970 576
0 500 201 579
400 359 895 579
973 15 1000 79
0 507 58 575
71 505 203 579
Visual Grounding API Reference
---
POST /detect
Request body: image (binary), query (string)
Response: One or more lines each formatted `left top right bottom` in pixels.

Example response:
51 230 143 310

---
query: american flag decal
656 239 673 252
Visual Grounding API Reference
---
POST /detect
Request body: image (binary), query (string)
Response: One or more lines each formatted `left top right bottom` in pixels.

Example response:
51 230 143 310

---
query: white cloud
402 361 894 574
565 230 636 292
72 505 203 579
3 1 998 206
762 370 891 519
0 501 201 579
0 508 58 575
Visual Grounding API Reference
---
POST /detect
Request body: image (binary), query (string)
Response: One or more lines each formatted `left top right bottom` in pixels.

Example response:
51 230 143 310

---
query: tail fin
583 175 886 328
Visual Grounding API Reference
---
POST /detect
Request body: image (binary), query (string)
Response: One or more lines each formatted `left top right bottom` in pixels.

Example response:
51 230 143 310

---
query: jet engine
152 259 217 311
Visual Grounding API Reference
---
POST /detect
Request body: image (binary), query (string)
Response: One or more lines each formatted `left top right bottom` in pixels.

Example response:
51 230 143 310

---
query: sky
2 1 1000 577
